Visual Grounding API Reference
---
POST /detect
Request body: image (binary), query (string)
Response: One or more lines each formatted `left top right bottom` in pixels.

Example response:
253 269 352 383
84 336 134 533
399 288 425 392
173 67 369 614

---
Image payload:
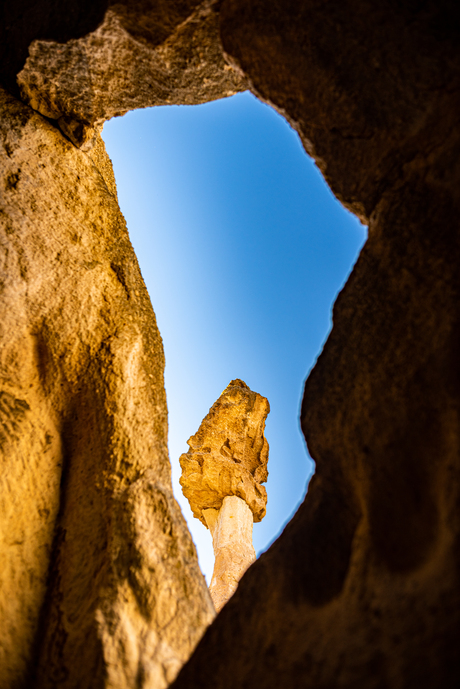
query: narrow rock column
180 379 270 611
204 496 256 612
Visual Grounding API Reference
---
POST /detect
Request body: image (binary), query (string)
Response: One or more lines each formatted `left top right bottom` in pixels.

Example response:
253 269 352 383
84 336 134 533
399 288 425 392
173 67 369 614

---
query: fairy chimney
179 379 270 611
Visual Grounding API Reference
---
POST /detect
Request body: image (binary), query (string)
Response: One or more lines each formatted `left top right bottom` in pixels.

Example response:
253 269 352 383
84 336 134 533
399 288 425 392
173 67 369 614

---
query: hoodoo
180 380 270 610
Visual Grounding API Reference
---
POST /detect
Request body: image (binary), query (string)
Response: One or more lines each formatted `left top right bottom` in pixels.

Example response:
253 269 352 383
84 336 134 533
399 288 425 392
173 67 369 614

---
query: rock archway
0 1 459 688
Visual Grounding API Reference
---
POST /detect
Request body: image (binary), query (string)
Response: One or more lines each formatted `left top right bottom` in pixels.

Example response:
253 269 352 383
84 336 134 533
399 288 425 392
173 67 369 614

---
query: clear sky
102 91 366 582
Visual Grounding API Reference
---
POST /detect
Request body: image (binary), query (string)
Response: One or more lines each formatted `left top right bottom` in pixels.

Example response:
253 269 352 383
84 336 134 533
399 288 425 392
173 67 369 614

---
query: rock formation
0 1 459 688
16 0 247 149
180 379 269 609
180 379 269 524
172 2 460 688
203 496 256 612
0 87 214 688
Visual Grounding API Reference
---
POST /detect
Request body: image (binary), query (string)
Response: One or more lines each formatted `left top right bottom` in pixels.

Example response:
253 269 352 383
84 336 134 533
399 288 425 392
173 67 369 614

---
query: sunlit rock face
0 87 214 689
180 379 269 525
15 0 247 149
180 379 269 610
0 0 459 688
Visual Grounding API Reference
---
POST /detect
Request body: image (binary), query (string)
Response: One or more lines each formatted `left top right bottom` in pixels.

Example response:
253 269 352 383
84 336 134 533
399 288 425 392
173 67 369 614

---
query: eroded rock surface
180 380 268 611
171 2 460 689
16 0 247 148
0 87 213 689
0 0 459 688
180 379 269 525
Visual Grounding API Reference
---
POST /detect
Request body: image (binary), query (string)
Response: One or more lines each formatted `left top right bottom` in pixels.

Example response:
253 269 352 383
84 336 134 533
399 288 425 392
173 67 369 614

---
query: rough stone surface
0 1 459 688
179 380 269 525
204 496 256 612
0 87 214 689
181 380 268 611
16 0 247 148
220 0 460 225
171 2 460 689
0 1 108 97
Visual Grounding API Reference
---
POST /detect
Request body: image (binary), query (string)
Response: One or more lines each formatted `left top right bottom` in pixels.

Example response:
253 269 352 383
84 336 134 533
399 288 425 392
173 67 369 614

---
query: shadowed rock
0 0 459 687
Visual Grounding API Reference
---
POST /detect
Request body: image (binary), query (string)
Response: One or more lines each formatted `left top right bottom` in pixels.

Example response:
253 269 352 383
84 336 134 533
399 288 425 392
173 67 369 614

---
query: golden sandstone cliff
0 88 214 689
0 1 459 689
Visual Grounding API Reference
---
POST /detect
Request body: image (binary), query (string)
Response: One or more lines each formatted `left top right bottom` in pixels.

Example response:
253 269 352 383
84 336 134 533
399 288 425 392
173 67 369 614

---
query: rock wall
16 0 247 148
173 1 460 688
0 1 459 688
0 88 214 688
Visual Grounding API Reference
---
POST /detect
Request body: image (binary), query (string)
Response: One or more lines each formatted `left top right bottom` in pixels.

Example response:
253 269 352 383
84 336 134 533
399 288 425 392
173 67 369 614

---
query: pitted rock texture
179 380 269 525
0 87 214 689
16 0 247 148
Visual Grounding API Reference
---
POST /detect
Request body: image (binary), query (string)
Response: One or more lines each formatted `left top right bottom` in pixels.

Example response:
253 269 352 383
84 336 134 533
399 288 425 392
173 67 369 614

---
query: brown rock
179 380 269 525
0 87 213 689
171 2 460 689
180 380 269 611
0 1 459 688
16 1 247 148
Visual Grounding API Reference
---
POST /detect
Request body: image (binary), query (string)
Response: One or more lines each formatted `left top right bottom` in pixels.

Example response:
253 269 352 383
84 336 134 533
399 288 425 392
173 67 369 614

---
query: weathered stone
16 0 247 148
179 379 269 525
0 1 459 688
204 496 256 612
180 380 268 610
0 87 214 689
171 2 460 689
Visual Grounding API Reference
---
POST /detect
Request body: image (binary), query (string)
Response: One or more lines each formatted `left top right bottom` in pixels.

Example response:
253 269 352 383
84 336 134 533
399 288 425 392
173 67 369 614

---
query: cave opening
101 90 367 582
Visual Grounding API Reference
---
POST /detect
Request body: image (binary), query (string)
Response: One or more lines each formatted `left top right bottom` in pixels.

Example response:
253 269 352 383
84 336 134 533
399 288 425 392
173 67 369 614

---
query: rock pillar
180 379 270 610
204 496 256 612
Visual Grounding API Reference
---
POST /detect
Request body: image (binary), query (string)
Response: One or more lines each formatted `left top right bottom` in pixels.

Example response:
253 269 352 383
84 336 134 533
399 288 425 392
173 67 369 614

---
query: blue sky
102 91 366 582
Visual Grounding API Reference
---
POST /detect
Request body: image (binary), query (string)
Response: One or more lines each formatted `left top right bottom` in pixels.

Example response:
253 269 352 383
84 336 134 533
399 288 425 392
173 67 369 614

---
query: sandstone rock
180 380 268 611
16 0 247 148
171 2 460 688
0 1 459 688
204 496 256 612
179 379 269 525
0 87 214 689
